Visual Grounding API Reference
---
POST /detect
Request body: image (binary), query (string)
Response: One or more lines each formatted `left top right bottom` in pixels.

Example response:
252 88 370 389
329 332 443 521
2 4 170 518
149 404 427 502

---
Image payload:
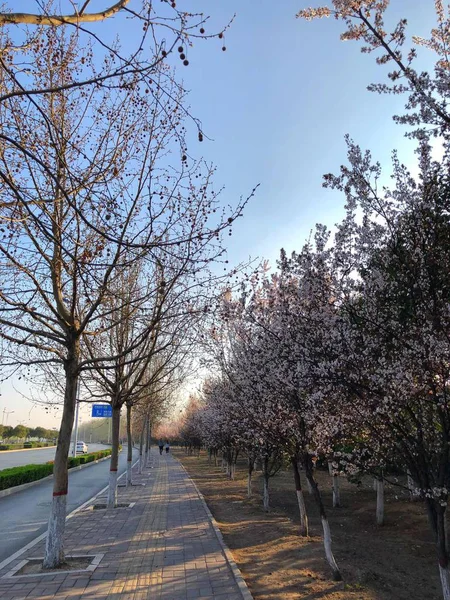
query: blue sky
1 1 438 429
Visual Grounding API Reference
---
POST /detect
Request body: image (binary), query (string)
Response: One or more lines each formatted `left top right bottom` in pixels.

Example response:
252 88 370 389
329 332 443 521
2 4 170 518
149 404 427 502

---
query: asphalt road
0 447 139 563
0 443 108 469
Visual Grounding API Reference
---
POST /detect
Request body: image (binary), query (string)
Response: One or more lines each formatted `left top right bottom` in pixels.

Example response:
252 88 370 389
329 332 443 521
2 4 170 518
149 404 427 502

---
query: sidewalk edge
176 459 254 600
0 456 140 574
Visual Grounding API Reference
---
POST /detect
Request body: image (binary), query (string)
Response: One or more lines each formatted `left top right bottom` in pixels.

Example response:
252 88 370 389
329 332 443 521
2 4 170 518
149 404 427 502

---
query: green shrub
23 442 32 448
67 456 81 468
68 449 111 468
0 463 54 490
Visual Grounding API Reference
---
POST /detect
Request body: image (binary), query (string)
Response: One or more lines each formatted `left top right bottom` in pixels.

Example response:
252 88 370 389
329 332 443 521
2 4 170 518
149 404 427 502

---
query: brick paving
0 452 247 600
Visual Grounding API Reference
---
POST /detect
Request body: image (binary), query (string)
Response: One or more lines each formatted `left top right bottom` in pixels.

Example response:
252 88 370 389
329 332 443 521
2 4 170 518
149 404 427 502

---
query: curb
0 455 140 574
176 459 254 600
0 455 112 499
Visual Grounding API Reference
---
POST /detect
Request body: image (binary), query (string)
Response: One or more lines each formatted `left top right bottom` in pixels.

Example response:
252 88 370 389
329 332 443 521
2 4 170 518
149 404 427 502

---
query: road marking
0 455 140 573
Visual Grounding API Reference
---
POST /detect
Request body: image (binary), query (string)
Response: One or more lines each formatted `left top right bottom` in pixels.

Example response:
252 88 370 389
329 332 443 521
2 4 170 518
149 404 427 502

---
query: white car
76 441 88 454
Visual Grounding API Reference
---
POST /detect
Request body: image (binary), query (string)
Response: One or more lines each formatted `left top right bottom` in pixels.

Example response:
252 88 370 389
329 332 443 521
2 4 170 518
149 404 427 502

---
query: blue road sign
92 404 112 418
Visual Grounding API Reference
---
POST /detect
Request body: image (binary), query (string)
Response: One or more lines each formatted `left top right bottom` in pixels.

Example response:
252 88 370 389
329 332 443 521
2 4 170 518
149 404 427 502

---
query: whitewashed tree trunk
107 404 121 508
263 456 270 512
333 475 341 508
145 416 151 467
292 457 309 537
407 470 420 501
43 349 79 568
297 489 309 534
126 403 133 487
439 566 450 600
376 477 384 525
436 503 450 600
143 417 149 468
44 494 67 568
321 516 341 581
328 463 341 508
305 453 342 581
138 422 145 475
247 457 254 498
107 470 118 508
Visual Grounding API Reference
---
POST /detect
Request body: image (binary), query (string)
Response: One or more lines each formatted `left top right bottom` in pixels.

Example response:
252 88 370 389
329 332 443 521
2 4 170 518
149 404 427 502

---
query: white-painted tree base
296 489 309 536
263 478 270 512
126 462 132 487
333 475 341 507
43 494 67 568
321 516 342 581
376 478 384 525
407 471 420 501
439 565 450 600
107 471 118 508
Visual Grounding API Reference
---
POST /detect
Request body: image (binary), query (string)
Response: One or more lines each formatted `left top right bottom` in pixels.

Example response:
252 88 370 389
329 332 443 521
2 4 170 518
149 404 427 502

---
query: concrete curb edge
0 455 140 574
176 458 254 600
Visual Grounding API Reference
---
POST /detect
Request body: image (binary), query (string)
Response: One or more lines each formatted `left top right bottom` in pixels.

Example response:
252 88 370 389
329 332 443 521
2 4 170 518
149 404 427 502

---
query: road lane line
0 455 140 572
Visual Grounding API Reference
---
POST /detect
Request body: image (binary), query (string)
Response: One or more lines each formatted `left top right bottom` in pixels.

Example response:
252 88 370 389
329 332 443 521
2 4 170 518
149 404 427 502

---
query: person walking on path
165 441 170 454
158 439 164 455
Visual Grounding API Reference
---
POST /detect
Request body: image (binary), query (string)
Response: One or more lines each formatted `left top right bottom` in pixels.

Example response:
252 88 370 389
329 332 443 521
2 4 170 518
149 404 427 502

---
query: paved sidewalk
0 452 248 600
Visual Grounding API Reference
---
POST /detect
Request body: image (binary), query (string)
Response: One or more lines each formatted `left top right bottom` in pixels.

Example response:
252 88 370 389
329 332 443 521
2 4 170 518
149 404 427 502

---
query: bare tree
0 0 232 118
0 21 250 567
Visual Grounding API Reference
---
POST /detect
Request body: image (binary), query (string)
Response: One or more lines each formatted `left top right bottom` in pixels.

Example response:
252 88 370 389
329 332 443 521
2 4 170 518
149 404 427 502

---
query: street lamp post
72 379 81 458
2 408 14 426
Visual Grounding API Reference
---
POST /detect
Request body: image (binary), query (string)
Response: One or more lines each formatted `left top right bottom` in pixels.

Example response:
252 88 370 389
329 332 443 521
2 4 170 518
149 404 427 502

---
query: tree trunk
214 449 218 467
424 498 450 599
328 463 341 508
437 503 450 600
407 470 420 502
230 460 236 480
291 456 309 537
304 454 342 581
138 420 145 474
126 403 132 487
147 418 152 461
107 403 121 508
376 477 384 526
263 456 270 512
247 457 254 498
144 415 150 467
43 348 79 568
